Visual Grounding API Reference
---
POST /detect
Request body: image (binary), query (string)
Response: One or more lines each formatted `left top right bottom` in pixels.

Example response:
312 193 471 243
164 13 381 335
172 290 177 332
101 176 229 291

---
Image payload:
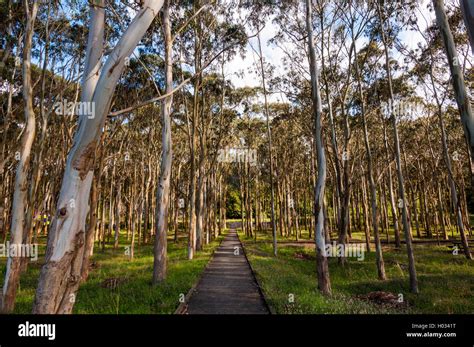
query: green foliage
226 188 241 219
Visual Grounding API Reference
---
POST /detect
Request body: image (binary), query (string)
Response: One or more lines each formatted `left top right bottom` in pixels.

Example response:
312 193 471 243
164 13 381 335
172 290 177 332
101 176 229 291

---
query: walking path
184 229 269 314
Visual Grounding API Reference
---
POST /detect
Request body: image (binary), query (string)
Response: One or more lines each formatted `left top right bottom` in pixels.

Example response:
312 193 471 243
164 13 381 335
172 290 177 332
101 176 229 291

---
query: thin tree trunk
1 0 38 313
306 0 331 295
378 2 418 293
353 44 386 280
381 111 400 247
256 24 278 256
153 0 173 283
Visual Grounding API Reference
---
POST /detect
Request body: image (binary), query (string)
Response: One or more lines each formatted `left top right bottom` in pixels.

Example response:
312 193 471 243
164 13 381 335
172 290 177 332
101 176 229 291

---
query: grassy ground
240 230 474 314
246 225 468 243
0 230 224 314
2 221 471 314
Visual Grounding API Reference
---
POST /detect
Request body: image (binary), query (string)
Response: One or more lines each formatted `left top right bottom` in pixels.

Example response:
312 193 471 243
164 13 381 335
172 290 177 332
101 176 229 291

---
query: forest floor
0 231 223 314
1 225 472 314
240 229 474 314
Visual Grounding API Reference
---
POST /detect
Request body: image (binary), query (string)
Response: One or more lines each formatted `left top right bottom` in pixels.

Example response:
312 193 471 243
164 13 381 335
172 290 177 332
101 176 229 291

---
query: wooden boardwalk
184 229 269 314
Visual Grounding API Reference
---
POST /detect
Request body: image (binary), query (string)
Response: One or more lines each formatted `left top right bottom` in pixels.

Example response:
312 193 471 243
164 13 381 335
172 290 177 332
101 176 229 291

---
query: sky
226 19 284 89
3 0 468 110
223 0 440 104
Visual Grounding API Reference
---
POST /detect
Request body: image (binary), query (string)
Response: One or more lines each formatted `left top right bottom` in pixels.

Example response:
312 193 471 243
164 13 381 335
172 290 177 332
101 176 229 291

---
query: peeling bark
33 0 165 314
153 0 173 284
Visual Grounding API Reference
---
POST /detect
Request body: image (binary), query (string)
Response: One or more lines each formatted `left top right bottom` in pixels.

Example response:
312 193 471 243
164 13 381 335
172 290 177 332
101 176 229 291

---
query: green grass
0 230 224 314
3 223 471 314
240 231 474 314
245 224 470 243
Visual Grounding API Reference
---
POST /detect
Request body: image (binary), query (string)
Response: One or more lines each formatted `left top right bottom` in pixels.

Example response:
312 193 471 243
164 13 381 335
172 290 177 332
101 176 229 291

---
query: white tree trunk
434 0 474 182
256 23 278 256
33 0 164 314
1 0 38 313
377 2 418 293
306 0 331 295
460 0 474 54
153 0 173 284
353 42 386 281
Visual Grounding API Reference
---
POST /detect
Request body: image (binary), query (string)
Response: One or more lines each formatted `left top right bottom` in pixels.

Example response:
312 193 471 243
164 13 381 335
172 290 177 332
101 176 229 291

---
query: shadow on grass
2 231 224 314
243 240 474 314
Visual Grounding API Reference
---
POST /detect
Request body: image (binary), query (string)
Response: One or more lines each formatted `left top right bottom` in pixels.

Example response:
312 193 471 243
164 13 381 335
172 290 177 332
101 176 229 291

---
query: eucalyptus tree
352 16 387 279
153 0 172 284
238 0 281 255
376 0 418 293
410 2 472 259
314 1 344 236
1 0 38 313
33 0 165 314
433 0 474 194
332 0 379 263
460 0 474 53
170 0 247 258
255 28 279 255
305 0 331 295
